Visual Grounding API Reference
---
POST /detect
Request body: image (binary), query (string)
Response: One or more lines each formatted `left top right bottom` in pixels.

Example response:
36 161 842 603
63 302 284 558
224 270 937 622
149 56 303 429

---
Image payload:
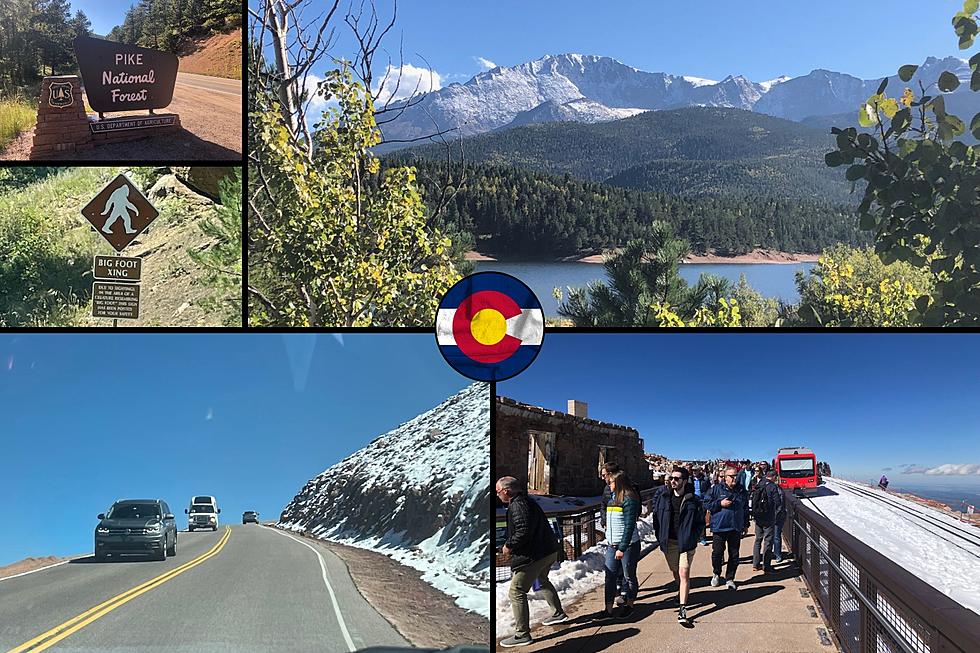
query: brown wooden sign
73 35 178 113
92 282 140 320
94 255 141 282
81 174 158 252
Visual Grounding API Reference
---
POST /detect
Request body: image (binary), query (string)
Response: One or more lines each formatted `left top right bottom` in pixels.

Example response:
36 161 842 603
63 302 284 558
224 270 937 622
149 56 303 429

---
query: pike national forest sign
73 36 178 113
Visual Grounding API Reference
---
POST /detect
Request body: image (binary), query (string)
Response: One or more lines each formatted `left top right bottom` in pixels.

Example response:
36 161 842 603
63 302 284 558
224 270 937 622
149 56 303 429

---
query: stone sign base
31 76 92 159
29 75 181 160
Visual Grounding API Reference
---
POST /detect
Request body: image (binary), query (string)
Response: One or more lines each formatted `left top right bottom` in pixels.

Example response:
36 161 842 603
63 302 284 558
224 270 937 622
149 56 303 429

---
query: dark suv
95 499 177 561
242 511 259 524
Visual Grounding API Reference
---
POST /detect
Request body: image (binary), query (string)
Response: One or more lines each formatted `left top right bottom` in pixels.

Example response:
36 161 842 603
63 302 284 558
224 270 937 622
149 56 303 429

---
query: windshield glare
190 505 215 513
107 504 160 519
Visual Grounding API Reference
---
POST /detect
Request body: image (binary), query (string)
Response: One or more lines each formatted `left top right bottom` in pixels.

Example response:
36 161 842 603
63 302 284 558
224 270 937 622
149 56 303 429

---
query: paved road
175 72 242 97
0 525 409 653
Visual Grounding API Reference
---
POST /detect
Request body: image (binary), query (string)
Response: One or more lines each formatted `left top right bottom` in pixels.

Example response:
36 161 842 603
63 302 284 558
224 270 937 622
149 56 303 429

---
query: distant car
185 503 219 531
95 499 177 562
242 511 259 524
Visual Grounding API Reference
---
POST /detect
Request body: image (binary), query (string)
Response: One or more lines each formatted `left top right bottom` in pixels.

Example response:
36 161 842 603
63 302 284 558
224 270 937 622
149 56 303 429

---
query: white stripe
436 308 456 345
0 556 86 582
269 528 357 652
437 308 543 346
505 309 544 345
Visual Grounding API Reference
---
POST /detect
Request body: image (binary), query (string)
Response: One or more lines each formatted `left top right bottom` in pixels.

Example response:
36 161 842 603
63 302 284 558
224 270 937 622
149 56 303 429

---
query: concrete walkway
501 533 834 652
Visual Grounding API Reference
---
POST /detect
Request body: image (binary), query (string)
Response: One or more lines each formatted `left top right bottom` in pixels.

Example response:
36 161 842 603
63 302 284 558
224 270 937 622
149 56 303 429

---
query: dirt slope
178 29 242 80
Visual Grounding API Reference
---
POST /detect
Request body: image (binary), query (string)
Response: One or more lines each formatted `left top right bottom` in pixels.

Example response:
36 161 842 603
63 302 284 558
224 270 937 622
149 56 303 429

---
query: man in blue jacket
751 470 785 573
650 466 704 626
497 476 567 647
703 466 747 590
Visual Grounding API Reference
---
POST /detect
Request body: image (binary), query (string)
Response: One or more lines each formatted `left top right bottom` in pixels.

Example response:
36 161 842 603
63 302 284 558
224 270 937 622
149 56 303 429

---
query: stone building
496 396 653 497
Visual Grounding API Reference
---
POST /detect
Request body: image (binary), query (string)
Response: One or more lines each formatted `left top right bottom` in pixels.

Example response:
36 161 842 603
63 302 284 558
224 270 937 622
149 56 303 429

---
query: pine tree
188 169 243 326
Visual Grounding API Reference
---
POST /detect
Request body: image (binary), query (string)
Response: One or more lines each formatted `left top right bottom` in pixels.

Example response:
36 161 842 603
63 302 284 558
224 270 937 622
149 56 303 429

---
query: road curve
0 525 409 653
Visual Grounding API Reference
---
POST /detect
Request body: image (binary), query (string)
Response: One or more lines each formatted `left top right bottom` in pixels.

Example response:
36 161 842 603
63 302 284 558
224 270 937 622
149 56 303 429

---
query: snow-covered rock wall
279 383 490 616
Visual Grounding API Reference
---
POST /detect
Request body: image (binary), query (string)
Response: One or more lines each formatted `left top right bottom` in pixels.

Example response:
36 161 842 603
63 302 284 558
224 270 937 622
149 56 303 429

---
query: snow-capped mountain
502 98 647 130
278 382 490 616
379 53 975 147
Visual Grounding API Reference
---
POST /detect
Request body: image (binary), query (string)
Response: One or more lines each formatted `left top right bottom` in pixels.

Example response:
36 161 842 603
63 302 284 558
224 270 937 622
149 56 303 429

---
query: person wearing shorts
650 465 704 625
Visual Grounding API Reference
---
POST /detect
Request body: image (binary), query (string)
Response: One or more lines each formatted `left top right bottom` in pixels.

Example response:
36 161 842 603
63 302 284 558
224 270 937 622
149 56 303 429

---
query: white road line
0 556 87 582
268 527 357 652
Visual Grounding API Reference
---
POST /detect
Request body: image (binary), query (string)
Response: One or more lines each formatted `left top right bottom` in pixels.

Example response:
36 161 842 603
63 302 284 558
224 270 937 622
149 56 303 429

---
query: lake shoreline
465 248 821 265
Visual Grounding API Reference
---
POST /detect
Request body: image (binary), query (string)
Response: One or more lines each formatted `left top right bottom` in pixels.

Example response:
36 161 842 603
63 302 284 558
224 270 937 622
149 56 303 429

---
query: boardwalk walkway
499 533 834 652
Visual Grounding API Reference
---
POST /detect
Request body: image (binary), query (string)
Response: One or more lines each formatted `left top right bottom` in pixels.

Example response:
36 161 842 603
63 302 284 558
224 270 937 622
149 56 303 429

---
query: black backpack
751 483 770 519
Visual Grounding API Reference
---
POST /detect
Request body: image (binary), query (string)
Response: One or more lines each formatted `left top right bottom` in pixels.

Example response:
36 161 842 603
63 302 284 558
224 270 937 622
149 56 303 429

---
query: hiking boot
752 566 763 571
710 574 722 587
677 605 690 625
614 594 626 606
592 609 615 621
699 538 707 546
774 555 783 563
619 605 635 620
500 634 533 648
726 579 737 591
542 611 569 625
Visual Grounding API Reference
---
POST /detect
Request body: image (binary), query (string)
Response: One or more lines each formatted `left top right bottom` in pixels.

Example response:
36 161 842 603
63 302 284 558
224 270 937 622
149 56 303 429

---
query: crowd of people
495 458 790 648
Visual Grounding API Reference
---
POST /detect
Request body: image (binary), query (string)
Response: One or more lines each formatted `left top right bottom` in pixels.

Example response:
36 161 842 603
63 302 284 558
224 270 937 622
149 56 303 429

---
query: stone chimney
567 399 588 419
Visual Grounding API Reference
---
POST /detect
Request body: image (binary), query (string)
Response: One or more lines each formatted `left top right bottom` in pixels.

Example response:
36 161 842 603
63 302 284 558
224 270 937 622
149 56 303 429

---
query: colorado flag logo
436 272 544 381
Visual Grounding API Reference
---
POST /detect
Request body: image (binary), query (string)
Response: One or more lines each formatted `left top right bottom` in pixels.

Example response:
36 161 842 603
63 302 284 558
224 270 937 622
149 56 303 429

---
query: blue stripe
439 272 542 309
439 344 541 382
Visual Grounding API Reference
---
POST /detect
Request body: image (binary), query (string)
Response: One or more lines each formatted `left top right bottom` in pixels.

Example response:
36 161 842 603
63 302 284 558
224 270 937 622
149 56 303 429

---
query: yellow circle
471 309 507 345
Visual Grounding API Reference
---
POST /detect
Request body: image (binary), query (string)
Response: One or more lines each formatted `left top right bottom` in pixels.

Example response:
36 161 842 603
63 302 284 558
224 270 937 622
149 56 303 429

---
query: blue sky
70 1 129 37
301 0 972 88
497 333 980 486
0 334 469 567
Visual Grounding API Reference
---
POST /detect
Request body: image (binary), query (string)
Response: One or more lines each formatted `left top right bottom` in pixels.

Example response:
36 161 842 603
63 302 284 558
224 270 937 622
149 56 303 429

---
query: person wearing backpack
751 469 784 573
497 476 567 647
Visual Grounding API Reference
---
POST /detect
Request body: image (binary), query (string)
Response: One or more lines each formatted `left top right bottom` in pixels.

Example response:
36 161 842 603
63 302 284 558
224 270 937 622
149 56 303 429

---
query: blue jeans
605 540 640 606
772 517 783 558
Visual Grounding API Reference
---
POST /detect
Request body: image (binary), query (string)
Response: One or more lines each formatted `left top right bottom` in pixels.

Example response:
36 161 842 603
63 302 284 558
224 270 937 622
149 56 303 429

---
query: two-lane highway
0 525 409 652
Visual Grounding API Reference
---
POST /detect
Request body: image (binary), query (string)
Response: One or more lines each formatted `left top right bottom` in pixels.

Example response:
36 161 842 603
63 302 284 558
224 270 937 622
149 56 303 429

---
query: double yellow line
7 527 231 653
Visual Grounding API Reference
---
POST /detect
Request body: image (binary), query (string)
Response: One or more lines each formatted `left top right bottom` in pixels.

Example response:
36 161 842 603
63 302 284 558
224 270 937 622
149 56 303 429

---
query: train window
779 458 815 477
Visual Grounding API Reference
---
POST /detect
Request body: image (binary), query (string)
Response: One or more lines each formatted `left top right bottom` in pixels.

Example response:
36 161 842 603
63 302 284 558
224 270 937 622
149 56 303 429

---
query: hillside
399 107 856 204
0 167 240 327
178 28 242 80
279 383 491 618
403 159 864 259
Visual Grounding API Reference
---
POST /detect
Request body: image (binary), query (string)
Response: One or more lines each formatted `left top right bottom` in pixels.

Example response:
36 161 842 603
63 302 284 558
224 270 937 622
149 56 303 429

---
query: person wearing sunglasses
496 476 567 647
650 465 704 626
703 466 748 590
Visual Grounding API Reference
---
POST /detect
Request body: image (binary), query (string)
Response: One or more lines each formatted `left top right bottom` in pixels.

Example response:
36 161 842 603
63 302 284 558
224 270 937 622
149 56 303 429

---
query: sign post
82 175 158 324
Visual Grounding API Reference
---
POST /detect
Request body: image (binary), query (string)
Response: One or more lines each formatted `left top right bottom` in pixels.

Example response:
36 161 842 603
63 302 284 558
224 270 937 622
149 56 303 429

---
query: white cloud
474 56 496 70
924 463 980 475
205 407 213 421
374 63 441 105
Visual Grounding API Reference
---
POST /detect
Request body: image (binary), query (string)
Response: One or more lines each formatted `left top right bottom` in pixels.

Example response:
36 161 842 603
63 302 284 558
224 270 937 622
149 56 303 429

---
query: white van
185 495 220 531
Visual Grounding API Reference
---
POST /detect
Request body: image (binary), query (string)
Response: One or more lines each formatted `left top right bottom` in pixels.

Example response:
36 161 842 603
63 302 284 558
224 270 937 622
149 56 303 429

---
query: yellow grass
0 96 37 150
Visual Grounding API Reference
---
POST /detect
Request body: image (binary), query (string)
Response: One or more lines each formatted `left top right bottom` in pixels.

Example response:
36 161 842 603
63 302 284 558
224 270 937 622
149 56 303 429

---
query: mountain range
379 53 977 146
278 382 490 617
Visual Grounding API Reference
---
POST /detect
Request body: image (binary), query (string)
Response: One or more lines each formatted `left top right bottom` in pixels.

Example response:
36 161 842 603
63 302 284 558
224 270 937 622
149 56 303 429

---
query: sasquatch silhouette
100 184 139 234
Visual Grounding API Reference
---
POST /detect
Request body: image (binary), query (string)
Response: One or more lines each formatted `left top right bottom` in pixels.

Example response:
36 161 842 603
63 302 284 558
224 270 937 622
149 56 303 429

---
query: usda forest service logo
436 272 544 382
48 82 73 108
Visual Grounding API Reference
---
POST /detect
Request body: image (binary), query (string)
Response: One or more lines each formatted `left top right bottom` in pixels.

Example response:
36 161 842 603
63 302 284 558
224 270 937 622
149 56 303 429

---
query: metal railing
785 491 980 653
